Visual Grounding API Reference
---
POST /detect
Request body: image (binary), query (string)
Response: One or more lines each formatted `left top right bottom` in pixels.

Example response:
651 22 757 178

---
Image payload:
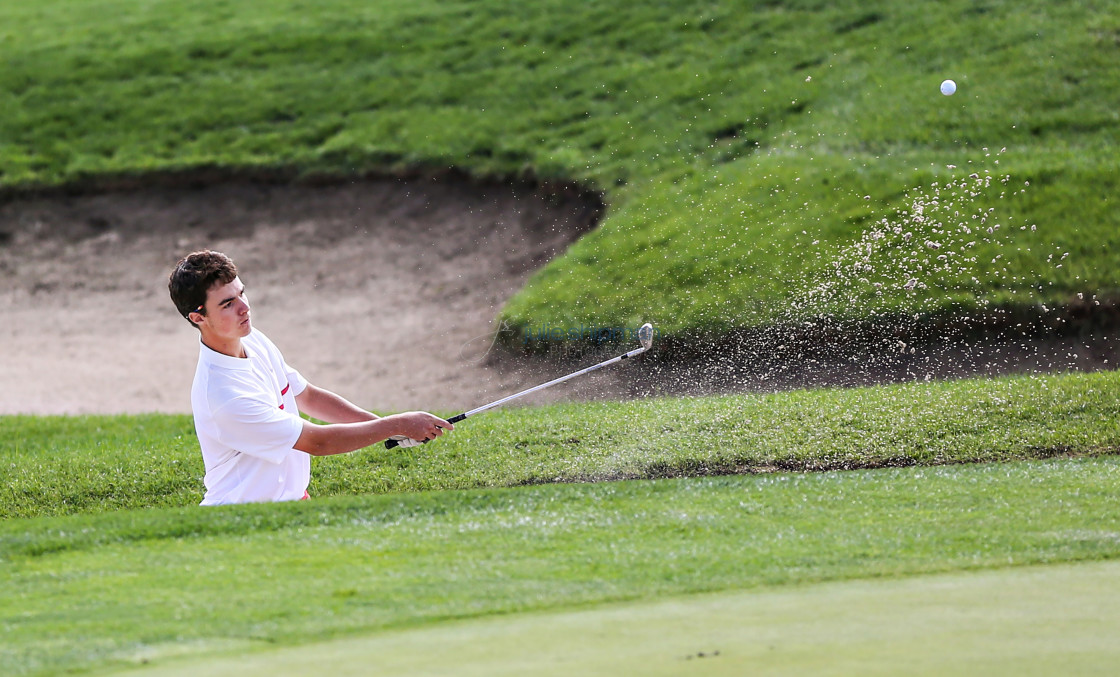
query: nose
237 296 250 314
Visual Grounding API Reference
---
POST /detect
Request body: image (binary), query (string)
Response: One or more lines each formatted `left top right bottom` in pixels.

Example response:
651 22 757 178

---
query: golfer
168 250 452 505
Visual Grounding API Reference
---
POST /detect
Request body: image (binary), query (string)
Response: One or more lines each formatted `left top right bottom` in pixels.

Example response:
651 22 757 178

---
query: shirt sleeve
211 395 305 464
285 361 308 398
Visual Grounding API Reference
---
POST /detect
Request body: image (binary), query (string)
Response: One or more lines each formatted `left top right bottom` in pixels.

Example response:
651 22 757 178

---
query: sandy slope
0 176 604 415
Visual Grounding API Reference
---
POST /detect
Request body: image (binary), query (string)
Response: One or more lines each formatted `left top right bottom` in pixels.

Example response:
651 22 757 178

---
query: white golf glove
388 435 425 448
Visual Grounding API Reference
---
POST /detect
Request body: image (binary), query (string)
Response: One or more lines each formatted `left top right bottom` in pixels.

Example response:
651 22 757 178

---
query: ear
188 310 206 326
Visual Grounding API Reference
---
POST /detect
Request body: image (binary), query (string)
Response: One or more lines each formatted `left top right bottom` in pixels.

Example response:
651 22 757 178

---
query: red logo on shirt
279 382 290 409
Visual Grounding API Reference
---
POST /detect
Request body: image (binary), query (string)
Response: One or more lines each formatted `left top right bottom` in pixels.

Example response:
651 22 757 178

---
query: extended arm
293 409 452 457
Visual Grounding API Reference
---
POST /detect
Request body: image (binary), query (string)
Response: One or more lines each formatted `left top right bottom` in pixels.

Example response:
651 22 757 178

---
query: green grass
3 4 1118 673
1 0 1118 336
4 370 1119 519
93 560 1120 676
3 456 1120 677
6 368 1116 675
0 415 200 518
504 148 1120 336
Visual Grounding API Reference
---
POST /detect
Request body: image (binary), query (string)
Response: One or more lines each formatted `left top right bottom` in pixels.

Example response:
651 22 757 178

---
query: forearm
294 417 396 456
296 384 378 424
294 410 453 457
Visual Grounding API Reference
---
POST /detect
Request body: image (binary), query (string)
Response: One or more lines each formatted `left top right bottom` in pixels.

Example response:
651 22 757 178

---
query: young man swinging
168 250 452 506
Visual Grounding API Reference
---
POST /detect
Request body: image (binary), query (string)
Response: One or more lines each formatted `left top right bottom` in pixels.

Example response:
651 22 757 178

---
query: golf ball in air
940 79 957 96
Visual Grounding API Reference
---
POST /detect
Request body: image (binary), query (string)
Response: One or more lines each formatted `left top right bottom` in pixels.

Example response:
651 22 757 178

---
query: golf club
385 322 656 449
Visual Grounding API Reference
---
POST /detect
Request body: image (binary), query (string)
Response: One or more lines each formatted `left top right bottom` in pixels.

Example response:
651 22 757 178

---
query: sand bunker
0 174 604 415
2 174 1115 416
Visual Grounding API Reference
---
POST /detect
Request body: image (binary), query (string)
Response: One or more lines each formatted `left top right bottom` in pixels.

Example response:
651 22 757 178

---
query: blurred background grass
2 0 1117 336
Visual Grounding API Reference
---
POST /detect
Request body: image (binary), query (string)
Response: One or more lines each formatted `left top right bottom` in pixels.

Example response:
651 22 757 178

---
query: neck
200 334 246 359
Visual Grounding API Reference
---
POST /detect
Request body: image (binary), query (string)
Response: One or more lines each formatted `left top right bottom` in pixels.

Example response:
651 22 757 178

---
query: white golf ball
940 79 957 96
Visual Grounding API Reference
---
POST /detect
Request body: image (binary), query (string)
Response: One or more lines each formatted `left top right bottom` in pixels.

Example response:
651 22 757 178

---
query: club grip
384 413 467 449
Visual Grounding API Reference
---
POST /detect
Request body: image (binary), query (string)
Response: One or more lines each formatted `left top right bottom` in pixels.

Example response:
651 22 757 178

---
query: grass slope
1 0 1117 335
3 457 1120 677
3 370 1118 519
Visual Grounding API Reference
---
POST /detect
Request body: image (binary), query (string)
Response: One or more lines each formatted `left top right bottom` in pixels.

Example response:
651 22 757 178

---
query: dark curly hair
168 250 239 327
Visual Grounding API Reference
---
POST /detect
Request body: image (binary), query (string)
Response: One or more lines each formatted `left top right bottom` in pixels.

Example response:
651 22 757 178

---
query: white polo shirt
191 329 310 506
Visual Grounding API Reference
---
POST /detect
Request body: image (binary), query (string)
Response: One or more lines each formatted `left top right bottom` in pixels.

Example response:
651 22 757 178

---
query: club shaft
459 345 648 419
385 329 652 450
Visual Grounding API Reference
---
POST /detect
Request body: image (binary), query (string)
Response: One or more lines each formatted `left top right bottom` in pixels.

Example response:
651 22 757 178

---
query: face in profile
192 276 252 345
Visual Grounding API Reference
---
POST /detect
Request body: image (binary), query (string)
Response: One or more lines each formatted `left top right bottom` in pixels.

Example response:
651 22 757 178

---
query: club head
637 322 654 351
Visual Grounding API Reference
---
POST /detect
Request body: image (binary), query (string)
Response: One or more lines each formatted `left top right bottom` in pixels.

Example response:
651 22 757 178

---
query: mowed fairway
4 457 1120 676
103 560 1120 677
